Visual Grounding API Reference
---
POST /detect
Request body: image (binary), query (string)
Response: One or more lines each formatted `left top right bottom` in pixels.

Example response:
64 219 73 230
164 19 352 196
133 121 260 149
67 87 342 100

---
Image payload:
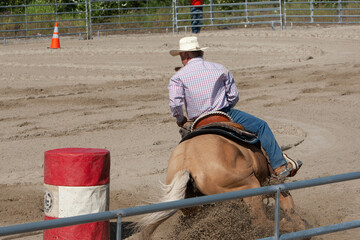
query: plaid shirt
168 57 239 122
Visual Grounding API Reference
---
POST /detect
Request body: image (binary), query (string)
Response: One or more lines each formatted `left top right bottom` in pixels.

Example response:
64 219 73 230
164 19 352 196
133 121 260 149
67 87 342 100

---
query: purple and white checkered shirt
168 57 239 122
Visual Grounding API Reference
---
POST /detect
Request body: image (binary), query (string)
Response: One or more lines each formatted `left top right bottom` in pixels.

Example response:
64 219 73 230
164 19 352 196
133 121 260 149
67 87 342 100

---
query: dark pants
190 7 203 34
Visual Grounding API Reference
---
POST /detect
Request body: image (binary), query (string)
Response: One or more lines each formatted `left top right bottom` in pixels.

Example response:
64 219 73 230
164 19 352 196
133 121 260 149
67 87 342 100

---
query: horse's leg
241 175 274 226
279 191 308 234
136 170 190 240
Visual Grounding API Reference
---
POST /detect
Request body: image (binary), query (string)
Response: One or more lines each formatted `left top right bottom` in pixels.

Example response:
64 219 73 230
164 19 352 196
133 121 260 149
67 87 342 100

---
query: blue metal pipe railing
259 219 360 240
0 171 359 239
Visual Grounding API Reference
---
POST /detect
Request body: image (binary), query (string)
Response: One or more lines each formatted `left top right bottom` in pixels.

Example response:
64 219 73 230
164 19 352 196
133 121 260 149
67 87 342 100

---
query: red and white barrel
43 148 110 240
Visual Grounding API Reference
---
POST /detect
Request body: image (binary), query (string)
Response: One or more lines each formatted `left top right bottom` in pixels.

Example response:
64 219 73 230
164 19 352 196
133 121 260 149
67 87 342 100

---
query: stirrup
275 164 294 179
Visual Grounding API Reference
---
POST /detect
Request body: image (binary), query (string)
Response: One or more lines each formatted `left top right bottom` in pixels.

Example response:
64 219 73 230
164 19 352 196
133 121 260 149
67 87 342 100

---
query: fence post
310 0 314 23
274 188 281 240
146 0 149 29
245 0 249 24
210 0 214 25
338 0 342 23
85 0 89 40
173 0 178 34
88 0 92 40
116 215 122 240
55 0 58 22
284 0 287 29
24 0 28 37
279 0 283 30
118 0 121 31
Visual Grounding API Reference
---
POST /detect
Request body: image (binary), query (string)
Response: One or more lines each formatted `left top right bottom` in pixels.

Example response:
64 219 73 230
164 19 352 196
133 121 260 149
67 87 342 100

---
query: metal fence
0 171 359 240
0 0 89 40
284 0 360 28
0 0 283 41
174 0 282 32
1 0 360 41
88 0 174 37
90 0 282 36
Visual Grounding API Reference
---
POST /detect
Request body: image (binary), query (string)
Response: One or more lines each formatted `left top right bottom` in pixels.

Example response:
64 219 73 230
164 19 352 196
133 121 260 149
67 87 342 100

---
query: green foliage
0 0 27 14
56 0 84 12
215 0 245 11
149 0 173 7
215 0 238 4
0 0 24 6
27 0 55 15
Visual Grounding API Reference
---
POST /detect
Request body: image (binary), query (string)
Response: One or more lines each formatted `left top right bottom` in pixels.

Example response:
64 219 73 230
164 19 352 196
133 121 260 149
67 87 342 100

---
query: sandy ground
0 25 359 239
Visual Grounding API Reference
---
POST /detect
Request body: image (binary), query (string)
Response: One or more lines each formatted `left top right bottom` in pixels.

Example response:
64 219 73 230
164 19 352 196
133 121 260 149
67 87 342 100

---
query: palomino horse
136 114 307 239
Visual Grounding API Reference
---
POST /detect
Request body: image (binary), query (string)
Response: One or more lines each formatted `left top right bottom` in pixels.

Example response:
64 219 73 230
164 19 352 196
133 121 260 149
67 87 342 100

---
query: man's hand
177 117 188 127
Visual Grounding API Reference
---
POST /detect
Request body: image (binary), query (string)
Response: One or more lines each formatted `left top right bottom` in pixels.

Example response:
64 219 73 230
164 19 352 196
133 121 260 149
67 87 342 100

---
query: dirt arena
0 25 359 239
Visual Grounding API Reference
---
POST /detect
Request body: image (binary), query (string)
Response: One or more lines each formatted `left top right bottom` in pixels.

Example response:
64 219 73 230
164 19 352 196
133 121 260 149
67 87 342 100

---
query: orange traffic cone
50 22 60 49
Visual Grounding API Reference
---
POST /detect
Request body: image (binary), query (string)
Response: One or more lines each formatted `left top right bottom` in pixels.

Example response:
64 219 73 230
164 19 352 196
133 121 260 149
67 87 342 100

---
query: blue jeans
221 107 286 169
190 7 203 34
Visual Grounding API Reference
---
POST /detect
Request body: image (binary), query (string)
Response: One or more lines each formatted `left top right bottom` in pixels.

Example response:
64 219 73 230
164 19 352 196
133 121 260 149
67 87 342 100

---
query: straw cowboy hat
169 36 208 56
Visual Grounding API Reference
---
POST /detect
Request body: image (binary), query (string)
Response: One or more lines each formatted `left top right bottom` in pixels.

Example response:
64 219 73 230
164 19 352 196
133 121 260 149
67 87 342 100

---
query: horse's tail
135 169 190 240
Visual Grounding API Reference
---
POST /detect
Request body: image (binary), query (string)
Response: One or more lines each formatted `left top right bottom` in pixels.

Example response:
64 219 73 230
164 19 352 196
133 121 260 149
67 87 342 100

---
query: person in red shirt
190 0 203 33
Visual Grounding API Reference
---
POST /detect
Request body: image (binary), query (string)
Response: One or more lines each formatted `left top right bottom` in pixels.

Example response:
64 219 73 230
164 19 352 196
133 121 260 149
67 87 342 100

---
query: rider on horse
168 36 302 179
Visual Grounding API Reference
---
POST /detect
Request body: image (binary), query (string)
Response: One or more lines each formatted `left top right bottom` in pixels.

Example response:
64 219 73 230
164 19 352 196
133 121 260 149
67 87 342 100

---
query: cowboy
168 36 302 178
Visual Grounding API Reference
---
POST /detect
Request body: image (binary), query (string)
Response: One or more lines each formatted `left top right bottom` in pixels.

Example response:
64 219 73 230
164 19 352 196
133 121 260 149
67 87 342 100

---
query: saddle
180 111 258 146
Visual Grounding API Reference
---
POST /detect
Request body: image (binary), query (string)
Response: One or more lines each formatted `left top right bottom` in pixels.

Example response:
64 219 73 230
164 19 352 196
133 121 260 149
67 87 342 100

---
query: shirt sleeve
168 76 185 122
224 69 239 108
